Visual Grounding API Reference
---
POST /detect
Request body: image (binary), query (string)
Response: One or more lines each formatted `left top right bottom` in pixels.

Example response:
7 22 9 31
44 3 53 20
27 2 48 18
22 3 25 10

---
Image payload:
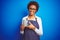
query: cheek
32 10 36 14
30 11 35 15
29 10 36 15
29 10 36 13
29 11 35 14
32 11 35 14
34 10 36 13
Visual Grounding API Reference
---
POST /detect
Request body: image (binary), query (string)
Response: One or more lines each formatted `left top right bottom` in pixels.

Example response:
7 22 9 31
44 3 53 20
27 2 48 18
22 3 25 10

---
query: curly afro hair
27 1 39 12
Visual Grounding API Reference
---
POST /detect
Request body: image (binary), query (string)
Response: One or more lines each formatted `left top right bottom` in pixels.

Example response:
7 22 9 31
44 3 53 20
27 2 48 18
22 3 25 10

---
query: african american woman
20 1 43 40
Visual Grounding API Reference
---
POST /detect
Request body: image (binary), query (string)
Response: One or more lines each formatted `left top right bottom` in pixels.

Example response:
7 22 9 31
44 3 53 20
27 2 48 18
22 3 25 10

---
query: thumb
29 21 32 25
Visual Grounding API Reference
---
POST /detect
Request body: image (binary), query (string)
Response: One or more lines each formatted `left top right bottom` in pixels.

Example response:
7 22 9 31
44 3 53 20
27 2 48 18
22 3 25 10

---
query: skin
21 5 37 31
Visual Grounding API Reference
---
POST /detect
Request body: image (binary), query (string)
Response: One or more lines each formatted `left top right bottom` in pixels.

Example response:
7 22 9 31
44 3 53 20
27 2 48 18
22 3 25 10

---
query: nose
30 11 34 13
30 10 34 12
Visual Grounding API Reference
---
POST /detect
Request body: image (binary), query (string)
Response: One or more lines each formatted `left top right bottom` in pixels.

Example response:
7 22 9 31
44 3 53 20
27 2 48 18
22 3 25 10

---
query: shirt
20 15 43 36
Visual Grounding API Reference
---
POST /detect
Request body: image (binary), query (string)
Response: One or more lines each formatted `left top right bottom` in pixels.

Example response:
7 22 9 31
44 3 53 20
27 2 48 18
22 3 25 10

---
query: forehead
29 5 36 8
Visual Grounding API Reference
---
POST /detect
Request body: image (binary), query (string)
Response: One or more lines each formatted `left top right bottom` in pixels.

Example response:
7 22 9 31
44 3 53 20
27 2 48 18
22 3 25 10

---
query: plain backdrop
0 0 60 40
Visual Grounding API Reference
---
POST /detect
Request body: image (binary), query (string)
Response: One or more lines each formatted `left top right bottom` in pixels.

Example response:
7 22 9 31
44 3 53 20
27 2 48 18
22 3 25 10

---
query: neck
28 15 35 19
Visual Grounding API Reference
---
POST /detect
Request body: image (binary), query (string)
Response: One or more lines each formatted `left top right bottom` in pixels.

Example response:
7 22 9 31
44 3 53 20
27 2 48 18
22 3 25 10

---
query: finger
28 24 31 27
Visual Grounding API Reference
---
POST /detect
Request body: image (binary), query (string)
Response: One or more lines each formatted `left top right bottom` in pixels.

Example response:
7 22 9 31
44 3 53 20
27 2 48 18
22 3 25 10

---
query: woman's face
29 5 37 16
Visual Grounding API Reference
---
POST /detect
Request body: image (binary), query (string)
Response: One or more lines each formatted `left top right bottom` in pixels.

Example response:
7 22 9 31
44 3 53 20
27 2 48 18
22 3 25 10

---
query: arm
20 24 25 34
26 18 43 36
34 18 43 36
20 18 25 34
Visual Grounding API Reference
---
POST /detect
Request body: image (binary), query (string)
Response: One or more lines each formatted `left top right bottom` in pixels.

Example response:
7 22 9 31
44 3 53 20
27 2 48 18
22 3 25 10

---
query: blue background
0 0 60 40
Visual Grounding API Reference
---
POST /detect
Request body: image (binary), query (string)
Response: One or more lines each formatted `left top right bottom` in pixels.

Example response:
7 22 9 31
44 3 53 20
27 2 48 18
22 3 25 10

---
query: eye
29 8 36 10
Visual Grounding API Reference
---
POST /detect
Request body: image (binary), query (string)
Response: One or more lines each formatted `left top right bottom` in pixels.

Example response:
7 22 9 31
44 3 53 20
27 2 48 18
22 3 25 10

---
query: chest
27 20 39 29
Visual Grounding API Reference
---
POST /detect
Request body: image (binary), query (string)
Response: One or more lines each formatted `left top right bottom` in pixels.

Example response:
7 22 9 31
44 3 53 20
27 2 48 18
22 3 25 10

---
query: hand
27 22 36 30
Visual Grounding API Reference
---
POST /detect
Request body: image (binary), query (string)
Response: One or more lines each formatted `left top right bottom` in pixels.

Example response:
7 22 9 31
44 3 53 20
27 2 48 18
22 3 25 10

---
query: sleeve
34 18 43 36
20 18 24 34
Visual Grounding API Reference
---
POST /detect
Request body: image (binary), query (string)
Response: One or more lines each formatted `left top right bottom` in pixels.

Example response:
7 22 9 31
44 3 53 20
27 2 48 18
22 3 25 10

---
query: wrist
33 27 36 30
21 26 25 31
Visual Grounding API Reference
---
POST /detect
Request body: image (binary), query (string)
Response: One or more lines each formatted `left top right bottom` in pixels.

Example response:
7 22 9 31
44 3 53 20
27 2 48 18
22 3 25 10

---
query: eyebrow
29 8 36 10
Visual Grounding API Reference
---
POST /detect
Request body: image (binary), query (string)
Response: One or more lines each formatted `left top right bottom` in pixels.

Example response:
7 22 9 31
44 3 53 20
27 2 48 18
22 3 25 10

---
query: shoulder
22 16 28 20
35 16 42 24
35 16 42 21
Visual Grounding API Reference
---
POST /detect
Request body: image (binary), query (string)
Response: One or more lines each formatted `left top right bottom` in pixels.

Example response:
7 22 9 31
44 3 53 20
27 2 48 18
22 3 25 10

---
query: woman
20 1 43 40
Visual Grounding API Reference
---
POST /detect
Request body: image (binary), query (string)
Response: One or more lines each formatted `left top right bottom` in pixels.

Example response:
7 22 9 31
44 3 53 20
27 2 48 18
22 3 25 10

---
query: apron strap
26 18 28 21
26 17 37 22
35 18 37 22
